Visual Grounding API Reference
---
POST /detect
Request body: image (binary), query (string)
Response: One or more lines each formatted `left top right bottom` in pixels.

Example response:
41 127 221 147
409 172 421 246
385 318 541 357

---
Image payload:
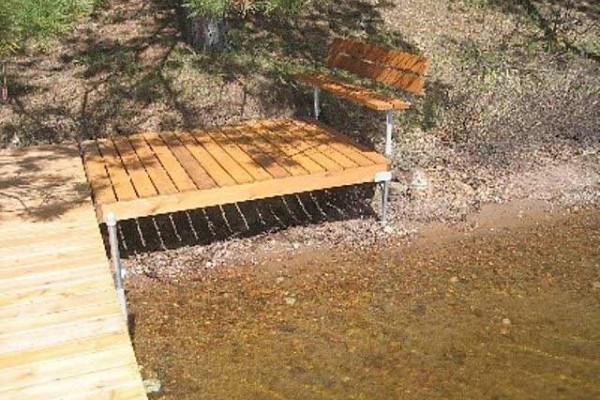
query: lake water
129 207 600 399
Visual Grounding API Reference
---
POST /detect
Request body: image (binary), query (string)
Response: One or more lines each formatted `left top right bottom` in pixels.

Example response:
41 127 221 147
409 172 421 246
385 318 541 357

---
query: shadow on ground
1 0 449 151
100 185 376 257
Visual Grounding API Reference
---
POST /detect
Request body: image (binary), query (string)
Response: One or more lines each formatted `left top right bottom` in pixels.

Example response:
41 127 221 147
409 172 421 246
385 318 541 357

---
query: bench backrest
325 38 428 96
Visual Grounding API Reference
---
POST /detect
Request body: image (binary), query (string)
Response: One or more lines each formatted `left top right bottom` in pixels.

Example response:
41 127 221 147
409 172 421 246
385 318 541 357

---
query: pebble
410 169 429 191
502 318 511 326
143 378 162 394
285 296 297 306
592 282 600 290
449 276 459 283
276 276 285 284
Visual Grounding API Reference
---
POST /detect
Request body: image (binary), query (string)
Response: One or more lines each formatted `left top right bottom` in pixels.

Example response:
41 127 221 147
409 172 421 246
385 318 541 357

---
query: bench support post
106 213 128 322
314 88 321 120
375 171 392 226
385 110 394 157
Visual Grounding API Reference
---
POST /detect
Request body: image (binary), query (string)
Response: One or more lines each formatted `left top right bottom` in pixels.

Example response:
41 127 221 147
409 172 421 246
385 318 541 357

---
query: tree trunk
187 16 228 51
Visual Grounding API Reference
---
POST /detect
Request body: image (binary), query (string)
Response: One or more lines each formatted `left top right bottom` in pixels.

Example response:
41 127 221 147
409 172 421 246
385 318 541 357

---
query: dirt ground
128 203 600 400
1 0 598 235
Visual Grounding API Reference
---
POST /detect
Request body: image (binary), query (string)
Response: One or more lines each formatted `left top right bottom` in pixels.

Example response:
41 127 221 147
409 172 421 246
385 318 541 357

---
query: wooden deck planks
97 139 138 201
258 120 345 172
231 124 308 177
82 118 390 221
112 137 158 198
159 132 216 190
128 135 179 195
81 141 117 204
249 120 327 174
0 146 147 400
191 130 260 183
176 131 239 186
144 132 197 192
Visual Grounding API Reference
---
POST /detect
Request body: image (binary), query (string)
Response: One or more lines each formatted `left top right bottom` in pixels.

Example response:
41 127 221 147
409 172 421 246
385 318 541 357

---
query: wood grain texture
327 37 428 76
83 119 389 221
299 37 428 107
0 146 147 400
296 73 410 110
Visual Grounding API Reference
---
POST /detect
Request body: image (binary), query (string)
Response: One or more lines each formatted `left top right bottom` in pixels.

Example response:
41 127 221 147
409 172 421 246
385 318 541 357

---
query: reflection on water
129 209 600 400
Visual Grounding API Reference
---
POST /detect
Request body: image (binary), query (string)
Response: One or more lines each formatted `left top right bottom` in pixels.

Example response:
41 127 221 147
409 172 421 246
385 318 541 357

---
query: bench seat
296 73 410 111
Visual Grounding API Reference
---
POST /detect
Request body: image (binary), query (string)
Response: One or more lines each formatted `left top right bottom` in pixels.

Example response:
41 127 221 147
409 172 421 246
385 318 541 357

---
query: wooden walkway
0 147 147 399
82 118 390 221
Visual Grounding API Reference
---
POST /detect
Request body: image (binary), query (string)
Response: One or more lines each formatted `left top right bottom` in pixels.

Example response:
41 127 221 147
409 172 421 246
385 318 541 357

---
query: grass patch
0 0 104 54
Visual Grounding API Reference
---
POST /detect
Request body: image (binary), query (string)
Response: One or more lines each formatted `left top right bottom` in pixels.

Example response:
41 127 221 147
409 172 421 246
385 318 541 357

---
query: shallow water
129 209 600 400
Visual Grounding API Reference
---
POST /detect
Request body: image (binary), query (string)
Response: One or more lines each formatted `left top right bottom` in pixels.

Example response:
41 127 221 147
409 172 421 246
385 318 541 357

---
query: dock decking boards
0 118 388 398
83 118 390 222
0 147 147 400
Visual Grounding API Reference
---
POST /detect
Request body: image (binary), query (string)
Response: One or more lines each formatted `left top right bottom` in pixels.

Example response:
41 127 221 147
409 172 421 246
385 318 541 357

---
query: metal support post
106 213 128 321
381 181 390 226
375 171 392 226
385 110 394 157
314 87 321 120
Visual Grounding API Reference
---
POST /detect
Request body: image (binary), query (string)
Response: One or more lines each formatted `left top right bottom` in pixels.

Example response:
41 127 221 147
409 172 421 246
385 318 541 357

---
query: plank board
160 132 216 190
96 139 138 201
83 118 390 222
296 73 410 111
112 137 158 198
0 146 147 400
326 37 428 95
145 132 197 192
327 37 429 75
128 135 179 195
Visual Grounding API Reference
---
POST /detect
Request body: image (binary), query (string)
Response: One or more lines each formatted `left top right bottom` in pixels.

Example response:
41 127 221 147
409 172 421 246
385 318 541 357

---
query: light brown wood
249 120 327 174
232 124 308 177
296 73 410 111
311 120 390 165
160 132 216 190
259 119 349 171
327 38 428 76
328 53 426 95
202 128 272 182
81 141 117 204
190 130 257 184
298 37 427 109
0 146 147 400
98 162 387 221
144 132 197 192
83 119 390 222
293 119 375 167
176 131 238 187
96 139 138 201
277 119 358 169
227 125 292 179
112 137 158 198
0 331 129 370
128 135 179 195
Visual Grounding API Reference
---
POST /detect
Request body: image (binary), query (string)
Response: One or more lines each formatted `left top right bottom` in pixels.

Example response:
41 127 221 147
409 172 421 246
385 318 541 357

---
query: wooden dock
0 117 389 398
82 118 390 222
0 147 147 399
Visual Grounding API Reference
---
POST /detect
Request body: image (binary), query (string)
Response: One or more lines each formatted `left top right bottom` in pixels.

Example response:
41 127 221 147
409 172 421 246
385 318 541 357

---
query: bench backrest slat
325 38 428 95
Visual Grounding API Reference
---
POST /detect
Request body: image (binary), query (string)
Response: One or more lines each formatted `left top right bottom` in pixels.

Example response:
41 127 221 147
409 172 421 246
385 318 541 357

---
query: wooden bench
296 37 429 156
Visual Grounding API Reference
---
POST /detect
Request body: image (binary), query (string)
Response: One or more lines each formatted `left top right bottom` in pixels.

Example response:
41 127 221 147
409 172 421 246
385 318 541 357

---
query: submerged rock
143 378 162 395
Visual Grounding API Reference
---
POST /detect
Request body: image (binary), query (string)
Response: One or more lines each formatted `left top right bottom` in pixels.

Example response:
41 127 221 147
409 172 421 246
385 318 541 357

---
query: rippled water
129 209 600 400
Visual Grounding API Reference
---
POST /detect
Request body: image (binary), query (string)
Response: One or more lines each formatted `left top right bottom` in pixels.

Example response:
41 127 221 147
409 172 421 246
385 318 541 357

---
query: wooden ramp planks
82 118 390 222
0 146 147 400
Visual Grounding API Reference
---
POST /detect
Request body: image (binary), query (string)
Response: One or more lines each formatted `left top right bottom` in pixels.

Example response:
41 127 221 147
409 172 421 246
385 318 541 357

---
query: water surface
129 209 600 400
